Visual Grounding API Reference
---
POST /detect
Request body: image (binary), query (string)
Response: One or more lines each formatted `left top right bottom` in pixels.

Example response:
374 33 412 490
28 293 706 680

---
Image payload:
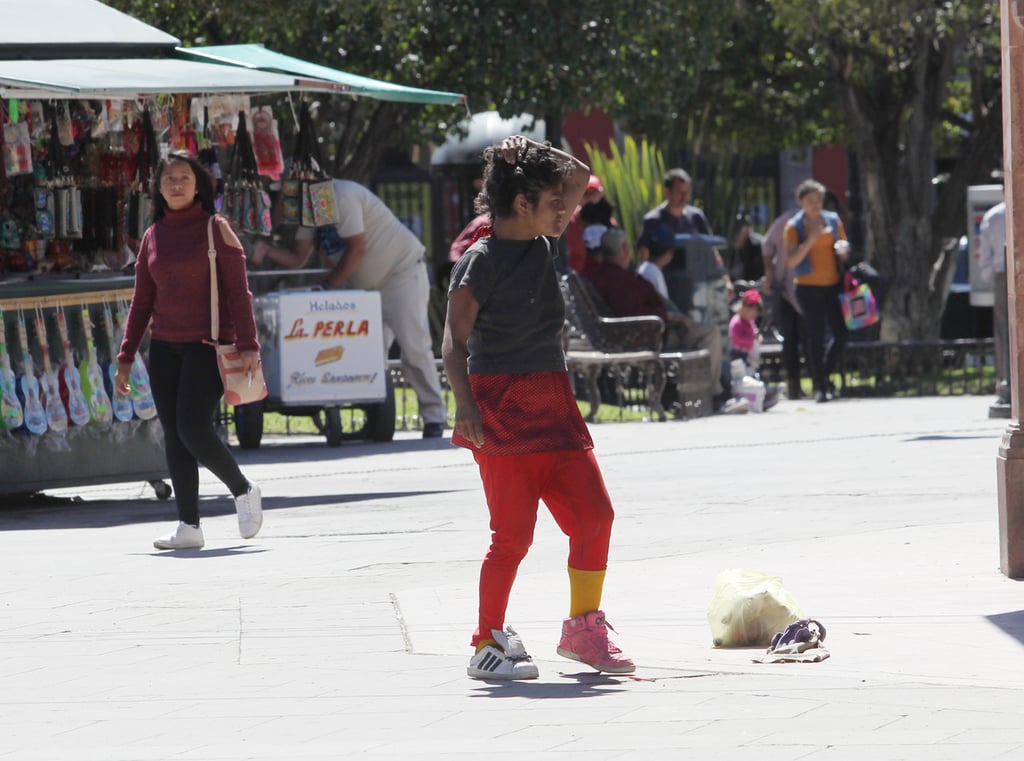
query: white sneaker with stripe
467 626 539 680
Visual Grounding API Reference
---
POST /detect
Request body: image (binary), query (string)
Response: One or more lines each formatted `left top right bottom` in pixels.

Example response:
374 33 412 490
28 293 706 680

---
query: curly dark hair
151 150 217 221
474 140 574 218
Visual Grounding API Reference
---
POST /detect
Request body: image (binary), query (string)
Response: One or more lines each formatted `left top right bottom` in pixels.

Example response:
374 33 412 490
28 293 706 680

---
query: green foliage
96 0 1005 341
585 137 665 257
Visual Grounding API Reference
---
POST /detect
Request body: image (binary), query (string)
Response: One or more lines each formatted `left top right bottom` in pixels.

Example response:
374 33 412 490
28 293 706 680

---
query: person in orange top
784 179 850 403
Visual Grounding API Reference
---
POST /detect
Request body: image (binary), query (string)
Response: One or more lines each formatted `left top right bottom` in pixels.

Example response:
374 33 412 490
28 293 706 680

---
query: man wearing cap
564 174 607 273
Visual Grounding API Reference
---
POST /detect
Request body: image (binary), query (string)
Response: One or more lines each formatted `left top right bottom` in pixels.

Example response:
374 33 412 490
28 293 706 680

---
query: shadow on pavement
0 490 461 531
903 434 1001 442
233 435 455 466
987 610 1024 648
145 546 269 558
469 672 629 698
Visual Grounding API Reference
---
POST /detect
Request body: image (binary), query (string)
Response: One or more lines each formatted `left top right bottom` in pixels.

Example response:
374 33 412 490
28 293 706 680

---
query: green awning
178 44 466 107
0 57 344 99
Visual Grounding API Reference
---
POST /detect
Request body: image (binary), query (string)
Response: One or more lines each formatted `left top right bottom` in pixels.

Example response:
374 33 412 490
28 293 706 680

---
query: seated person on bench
585 227 724 399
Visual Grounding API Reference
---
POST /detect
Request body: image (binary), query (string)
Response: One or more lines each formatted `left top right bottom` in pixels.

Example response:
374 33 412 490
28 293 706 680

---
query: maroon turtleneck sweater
118 203 259 364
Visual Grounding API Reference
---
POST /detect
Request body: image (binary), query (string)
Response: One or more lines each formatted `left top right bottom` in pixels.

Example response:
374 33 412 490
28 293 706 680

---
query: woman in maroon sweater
116 151 262 550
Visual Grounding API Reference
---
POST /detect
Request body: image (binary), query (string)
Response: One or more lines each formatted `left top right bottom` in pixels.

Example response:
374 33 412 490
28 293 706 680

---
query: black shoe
422 422 445 438
813 390 828 403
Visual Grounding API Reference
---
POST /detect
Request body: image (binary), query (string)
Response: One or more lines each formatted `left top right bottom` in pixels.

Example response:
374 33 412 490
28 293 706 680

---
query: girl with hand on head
443 135 636 680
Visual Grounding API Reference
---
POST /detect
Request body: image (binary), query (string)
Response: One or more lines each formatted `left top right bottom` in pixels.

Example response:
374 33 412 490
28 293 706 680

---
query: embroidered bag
307 179 337 227
838 272 880 330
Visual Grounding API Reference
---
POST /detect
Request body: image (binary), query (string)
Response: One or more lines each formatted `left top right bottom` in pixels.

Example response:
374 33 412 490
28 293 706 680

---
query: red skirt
451 371 593 456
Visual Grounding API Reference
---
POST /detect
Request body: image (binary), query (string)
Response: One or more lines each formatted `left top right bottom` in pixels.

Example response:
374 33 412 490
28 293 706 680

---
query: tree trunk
835 37 957 341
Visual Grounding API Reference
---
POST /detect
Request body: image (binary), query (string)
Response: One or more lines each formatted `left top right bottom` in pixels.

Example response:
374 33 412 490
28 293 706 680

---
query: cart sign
257 290 386 405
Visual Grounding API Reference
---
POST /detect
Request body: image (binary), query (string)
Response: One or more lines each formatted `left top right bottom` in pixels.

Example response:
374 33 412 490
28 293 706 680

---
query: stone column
997 0 1024 578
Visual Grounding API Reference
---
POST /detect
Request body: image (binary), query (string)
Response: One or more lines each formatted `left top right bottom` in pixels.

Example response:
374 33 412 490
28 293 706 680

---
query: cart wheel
363 371 396 442
234 400 265 450
150 481 172 500
323 407 344 447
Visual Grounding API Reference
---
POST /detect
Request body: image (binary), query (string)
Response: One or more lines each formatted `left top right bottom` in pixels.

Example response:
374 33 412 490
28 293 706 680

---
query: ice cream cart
233 288 395 448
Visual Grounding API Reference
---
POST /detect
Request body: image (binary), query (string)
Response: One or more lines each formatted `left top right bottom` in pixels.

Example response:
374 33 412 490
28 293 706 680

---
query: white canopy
0 58 344 99
0 0 179 53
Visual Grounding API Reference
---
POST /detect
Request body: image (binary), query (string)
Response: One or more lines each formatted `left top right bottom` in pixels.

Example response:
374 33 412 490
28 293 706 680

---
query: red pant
471 448 614 646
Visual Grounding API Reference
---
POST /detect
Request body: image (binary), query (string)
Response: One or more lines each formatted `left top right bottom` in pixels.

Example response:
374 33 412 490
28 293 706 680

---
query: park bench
558 270 714 421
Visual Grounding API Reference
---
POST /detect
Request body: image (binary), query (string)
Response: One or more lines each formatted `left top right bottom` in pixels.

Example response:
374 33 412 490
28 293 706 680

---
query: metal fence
760 338 997 397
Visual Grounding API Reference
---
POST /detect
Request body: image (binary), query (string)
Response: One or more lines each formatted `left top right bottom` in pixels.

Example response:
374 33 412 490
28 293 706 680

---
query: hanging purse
307 179 337 227
197 107 224 198
2 121 32 176
286 103 331 228
251 106 284 180
204 216 267 406
45 108 82 240
838 272 880 330
126 109 157 242
281 176 302 225
225 111 273 236
35 186 55 239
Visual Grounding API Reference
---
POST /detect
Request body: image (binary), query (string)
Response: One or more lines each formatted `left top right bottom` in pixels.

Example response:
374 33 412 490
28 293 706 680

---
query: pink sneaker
556 610 635 673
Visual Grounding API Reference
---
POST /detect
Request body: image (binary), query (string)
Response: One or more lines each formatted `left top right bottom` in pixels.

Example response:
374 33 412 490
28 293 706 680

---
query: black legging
148 340 249 525
796 283 848 393
777 297 804 383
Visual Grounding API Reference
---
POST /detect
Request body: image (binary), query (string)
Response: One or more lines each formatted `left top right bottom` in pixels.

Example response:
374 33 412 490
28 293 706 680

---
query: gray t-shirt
448 235 566 375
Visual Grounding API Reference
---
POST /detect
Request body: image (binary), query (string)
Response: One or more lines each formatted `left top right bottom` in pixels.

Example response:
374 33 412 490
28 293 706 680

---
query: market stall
0 0 466 496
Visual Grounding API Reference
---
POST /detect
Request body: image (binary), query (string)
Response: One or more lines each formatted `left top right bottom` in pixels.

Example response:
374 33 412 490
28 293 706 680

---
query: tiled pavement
2 395 1023 760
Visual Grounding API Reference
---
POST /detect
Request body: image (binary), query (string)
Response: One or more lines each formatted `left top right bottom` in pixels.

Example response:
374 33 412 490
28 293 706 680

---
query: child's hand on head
499 135 530 165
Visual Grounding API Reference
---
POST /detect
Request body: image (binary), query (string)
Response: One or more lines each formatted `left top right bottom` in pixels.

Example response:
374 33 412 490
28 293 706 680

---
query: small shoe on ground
813 389 828 403
422 422 445 439
235 483 263 539
467 626 540 680
557 610 635 674
717 397 751 415
153 522 204 550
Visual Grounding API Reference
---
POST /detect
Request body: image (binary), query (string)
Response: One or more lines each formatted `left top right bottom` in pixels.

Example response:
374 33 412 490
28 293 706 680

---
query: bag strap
206 216 220 342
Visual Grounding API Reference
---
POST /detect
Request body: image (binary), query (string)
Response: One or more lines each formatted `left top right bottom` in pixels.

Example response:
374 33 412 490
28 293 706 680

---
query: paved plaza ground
2 395 1023 760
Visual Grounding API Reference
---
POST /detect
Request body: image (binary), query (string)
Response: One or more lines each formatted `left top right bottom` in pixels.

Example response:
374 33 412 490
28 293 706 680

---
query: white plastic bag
707 568 803 647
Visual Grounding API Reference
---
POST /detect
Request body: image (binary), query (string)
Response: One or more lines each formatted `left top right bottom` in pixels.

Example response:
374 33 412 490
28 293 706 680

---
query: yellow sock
568 566 606 618
475 638 497 653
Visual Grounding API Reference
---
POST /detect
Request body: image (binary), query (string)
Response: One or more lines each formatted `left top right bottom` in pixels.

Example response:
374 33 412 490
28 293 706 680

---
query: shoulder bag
205 216 268 406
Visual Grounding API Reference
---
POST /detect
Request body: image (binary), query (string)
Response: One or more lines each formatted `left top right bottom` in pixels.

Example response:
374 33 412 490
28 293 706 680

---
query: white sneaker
153 522 204 550
718 397 751 415
235 484 263 539
467 626 540 680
